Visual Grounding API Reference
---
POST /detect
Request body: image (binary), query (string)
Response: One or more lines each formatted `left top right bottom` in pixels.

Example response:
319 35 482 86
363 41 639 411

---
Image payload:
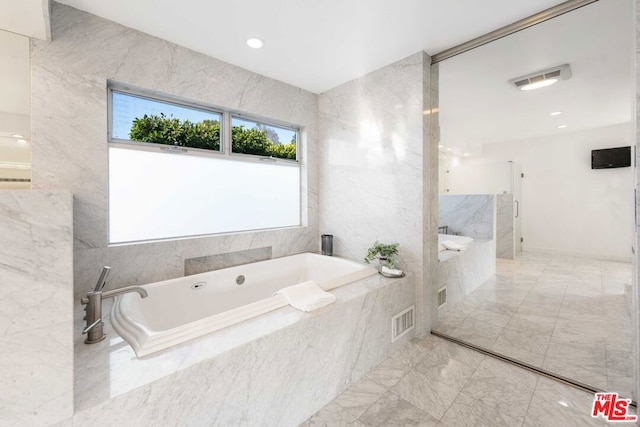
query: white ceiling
0 0 50 40
56 0 568 93
438 0 633 155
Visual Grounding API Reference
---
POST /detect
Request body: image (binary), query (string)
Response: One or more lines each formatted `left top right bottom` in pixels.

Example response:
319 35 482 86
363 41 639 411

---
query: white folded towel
381 266 404 276
274 280 336 312
442 241 468 251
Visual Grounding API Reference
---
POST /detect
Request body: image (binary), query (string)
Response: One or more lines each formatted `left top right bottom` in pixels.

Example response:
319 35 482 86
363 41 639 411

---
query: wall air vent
509 64 571 91
437 287 447 308
391 305 415 342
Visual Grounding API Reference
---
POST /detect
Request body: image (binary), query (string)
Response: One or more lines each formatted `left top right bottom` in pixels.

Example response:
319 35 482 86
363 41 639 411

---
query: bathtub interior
116 253 377 334
438 233 474 252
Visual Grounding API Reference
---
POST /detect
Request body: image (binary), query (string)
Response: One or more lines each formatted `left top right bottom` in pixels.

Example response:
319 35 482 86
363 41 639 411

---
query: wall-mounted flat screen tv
591 146 631 169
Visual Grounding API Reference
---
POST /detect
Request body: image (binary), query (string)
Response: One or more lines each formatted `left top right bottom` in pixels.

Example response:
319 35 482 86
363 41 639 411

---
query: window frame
107 81 301 165
106 81 304 244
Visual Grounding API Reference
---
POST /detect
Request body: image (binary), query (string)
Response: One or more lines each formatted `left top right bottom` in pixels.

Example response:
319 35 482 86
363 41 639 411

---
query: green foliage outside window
128 114 296 160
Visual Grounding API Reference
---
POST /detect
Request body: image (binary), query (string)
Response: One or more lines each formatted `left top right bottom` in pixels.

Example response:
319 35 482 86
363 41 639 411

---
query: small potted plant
364 241 399 270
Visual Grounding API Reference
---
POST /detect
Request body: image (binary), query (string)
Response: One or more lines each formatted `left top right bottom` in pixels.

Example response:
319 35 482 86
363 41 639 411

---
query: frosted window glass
109 147 300 243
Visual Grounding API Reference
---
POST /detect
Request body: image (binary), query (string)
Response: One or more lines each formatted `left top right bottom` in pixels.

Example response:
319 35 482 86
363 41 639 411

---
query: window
231 116 297 160
111 91 222 151
108 83 301 244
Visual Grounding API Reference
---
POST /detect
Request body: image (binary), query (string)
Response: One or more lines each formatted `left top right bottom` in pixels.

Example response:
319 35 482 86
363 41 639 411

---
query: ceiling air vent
509 64 571 91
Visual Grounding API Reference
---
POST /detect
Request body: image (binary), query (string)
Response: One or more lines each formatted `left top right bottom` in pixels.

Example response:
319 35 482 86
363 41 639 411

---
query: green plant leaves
364 241 400 268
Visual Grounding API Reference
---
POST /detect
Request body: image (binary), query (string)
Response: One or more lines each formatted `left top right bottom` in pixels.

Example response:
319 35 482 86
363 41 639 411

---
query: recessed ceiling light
16 139 27 144
557 125 567 129
438 145 443 148
246 38 264 49
550 111 563 116
445 148 452 151
463 153 469 157
10 133 24 138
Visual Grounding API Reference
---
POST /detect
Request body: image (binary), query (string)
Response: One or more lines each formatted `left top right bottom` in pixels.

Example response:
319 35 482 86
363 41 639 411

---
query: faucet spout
101 286 148 300
81 268 149 345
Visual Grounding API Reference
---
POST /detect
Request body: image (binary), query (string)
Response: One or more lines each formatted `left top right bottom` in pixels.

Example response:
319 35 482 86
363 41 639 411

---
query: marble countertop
73 270 412 411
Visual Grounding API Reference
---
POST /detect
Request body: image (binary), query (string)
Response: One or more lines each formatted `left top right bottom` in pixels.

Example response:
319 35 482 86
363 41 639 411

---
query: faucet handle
94 266 111 292
82 318 102 335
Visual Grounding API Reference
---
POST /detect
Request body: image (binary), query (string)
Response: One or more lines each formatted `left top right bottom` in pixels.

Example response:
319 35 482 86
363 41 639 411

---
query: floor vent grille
391 305 415 342
437 287 447 308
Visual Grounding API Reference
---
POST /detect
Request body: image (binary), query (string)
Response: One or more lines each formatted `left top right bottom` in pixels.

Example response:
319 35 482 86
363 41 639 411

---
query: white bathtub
111 253 377 357
438 233 474 252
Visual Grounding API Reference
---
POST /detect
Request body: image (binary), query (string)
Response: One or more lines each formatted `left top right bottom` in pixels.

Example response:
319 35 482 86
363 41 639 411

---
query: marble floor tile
461 357 539 423
358 391 439 427
448 318 504 349
524 390 608 427
413 354 476 391
389 340 429 369
306 334 631 427
474 300 517 317
365 355 412 389
301 401 364 427
439 391 521 427
466 308 512 329
504 315 555 335
390 367 461 420
415 335 485 369
333 377 388 419
541 356 608 391
545 340 606 372
490 328 550 367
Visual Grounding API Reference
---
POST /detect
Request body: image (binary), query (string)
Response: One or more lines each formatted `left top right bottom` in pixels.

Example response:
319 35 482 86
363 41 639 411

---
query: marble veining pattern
184 246 273 276
435 251 634 399
318 52 431 336
439 194 496 240
496 193 515 259
304 335 614 426
67 273 414 425
437 239 496 312
0 191 74 427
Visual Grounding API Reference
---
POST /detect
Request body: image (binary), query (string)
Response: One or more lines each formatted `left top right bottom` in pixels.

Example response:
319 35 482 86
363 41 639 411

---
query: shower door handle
515 200 519 218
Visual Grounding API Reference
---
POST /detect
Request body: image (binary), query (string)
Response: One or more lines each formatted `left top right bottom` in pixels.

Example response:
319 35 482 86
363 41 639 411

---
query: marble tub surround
184 246 272 276
496 193 515 259
434 252 634 399
0 190 74 426
437 239 496 312
318 51 435 336
31 3 319 295
304 334 616 426
69 272 414 425
439 194 496 240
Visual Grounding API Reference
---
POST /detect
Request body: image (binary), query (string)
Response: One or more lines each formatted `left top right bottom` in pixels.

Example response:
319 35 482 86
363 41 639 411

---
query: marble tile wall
436 239 497 316
318 51 433 336
30 3 319 296
439 194 496 240
184 246 272 276
66 273 415 425
0 190 73 426
426 63 441 332
496 194 514 259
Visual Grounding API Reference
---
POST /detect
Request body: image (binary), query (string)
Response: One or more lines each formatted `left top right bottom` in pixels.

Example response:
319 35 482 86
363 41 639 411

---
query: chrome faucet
81 266 148 344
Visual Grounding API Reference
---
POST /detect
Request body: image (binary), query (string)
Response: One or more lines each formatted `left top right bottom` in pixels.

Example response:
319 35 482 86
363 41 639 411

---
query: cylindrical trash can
321 234 333 256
